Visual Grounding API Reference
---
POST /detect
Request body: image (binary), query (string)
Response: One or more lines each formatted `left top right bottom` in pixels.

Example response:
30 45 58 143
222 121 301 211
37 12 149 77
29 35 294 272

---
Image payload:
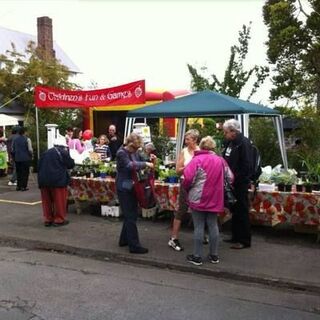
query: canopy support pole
35 106 40 160
273 115 288 170
176 118 187 160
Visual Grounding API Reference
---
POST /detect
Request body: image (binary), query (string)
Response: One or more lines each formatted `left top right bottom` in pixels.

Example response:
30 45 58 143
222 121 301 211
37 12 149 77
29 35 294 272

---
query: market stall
126 89 287 169
68 177 320 235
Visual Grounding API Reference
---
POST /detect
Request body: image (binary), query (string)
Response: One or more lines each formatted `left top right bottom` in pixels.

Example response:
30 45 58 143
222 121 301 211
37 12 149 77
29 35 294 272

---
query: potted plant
300 155 320 191
99 165 108 179
166 168 179 183
272 170 297 192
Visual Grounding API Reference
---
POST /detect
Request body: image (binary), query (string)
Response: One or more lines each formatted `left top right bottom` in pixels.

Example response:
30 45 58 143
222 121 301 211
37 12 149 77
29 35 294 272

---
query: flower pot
296 184 303 192
284 184 292 192
168 176 178 183
304 184 312 193
312 183 320 191
100 172 107 179
277 184 285 192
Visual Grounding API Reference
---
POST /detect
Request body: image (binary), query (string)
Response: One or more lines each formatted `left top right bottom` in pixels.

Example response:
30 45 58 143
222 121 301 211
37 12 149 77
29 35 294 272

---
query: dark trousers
15 161 30 189
117 190 141 250
230 183 251 246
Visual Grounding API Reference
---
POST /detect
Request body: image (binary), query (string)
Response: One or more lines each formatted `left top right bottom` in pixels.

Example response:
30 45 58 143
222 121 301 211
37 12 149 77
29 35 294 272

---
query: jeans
191 210 219 257
117 189 141 250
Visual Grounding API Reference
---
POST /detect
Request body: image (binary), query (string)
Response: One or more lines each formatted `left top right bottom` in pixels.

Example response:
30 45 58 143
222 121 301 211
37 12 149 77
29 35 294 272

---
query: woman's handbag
131 162 156 209
224 164 237 208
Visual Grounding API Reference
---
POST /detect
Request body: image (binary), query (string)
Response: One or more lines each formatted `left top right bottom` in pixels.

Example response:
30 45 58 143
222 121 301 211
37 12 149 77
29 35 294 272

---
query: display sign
34 80 145 108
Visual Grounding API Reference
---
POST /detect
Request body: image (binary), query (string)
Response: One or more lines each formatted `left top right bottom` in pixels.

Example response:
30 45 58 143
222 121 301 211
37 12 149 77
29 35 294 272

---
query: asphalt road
0 246 319 320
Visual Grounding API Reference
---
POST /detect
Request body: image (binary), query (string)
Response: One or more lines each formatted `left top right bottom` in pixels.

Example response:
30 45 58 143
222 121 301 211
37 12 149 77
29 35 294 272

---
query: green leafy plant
272 170 298 185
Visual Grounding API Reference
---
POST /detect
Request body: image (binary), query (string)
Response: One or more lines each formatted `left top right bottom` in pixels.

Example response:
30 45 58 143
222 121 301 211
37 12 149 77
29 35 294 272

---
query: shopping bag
224 171 237 208
131 164 156 209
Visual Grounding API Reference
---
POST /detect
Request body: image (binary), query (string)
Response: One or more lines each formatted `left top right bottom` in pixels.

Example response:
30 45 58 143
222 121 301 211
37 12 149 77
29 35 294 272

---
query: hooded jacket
182 150 233 213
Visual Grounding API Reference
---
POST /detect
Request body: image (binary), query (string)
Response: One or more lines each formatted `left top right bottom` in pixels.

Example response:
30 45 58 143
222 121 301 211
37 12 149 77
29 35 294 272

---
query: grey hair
199 136 216 150
184 129 200 141
223 119 240 132
124 132 143 149
145 142 155 151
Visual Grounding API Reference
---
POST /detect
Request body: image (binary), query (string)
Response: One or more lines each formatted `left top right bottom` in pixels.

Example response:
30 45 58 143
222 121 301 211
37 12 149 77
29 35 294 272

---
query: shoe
20 188 29 191
223 238 237 243
16 187 21 191
186 254 203 266
230 243 251 249
168 238 184 251
52 220 70 227
203 235 209 245
44 222 53 227
8 181 16 186
119 241 128 247
208 254 220 264
129 247 148 254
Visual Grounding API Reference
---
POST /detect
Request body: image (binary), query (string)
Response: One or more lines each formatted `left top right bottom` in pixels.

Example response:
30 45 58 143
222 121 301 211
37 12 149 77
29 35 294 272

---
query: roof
0 26 80 73
128 90 280 118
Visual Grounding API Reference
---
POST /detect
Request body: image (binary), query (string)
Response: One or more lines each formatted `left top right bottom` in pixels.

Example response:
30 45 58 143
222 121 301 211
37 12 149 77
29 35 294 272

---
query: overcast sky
1 0 271 104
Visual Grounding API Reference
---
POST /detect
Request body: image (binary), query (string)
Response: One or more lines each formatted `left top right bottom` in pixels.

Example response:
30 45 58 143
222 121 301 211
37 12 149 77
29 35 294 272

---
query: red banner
34 80 145 108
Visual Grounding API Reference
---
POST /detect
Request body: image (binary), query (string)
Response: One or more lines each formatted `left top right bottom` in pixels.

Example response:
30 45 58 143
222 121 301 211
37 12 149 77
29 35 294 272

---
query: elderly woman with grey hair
116 132 155 254
182 136 233 266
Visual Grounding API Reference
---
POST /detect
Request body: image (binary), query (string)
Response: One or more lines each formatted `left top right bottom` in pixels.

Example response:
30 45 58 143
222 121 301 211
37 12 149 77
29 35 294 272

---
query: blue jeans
117 190 141 250
191 210 219 258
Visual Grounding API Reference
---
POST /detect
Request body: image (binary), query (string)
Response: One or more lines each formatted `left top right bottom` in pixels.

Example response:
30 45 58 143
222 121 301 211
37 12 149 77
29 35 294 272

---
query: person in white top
168 129 200 251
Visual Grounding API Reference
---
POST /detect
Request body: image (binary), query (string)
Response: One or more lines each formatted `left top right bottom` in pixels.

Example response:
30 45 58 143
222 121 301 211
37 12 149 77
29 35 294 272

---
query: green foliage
187 23 269 99
0 41 82 155
187 118 224 154
249 118 281 167
151 134 175 160
263 0 320 109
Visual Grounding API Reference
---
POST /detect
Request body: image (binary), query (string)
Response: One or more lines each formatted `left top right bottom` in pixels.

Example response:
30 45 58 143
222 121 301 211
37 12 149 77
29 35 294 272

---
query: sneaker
186 254 203 266
208 254 220 264
168 238 184 251
8 181 14 186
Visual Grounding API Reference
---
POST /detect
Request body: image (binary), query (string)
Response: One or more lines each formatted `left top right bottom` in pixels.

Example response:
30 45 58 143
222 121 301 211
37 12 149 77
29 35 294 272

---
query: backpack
250 143 262 184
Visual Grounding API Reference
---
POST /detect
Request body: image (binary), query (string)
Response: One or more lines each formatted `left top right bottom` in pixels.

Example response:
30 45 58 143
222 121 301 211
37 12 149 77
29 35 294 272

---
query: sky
1 0 271 104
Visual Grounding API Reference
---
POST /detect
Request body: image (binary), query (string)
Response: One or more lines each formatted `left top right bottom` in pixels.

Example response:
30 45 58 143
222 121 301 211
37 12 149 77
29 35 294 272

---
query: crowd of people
1 119 254 265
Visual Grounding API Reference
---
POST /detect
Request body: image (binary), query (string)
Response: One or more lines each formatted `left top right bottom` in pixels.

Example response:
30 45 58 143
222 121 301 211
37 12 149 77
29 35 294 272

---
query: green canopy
128 90 279 118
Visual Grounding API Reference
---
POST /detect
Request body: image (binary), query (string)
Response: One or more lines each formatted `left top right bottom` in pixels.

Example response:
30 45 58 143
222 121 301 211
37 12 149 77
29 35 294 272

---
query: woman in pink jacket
182 136 233 266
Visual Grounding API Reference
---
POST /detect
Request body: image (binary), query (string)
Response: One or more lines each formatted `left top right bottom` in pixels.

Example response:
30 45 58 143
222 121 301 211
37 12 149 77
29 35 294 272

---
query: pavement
0 173 319 294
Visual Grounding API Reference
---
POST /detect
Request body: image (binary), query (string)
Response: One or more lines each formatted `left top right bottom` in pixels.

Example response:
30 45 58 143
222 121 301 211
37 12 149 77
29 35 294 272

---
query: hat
53 137 68 147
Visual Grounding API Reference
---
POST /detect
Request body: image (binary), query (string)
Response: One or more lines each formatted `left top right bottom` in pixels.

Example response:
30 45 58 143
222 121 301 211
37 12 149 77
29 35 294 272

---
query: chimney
37 16 55 60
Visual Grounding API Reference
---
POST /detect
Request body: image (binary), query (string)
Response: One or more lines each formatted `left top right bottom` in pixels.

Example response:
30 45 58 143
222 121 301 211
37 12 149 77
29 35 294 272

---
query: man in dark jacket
107 124 122 160
38 137 75 227
12 127 33 191
222 119 252 249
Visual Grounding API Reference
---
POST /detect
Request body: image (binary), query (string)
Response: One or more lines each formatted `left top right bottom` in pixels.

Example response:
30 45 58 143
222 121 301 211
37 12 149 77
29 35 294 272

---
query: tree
263 0 320 110
188 23 269 99
0 41 82 156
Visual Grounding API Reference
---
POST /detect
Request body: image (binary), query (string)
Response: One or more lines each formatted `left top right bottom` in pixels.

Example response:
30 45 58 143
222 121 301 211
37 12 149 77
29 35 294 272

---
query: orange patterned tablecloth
69 178 320 226
69 177 180 211
250 191 320 226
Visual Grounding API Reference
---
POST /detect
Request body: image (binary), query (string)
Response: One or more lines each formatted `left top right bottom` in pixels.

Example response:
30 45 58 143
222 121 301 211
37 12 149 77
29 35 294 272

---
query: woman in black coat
116 133 154 254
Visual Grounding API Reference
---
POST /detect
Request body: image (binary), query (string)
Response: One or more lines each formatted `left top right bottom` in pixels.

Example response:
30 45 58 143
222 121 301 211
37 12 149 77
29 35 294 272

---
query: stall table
68 177 320 238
